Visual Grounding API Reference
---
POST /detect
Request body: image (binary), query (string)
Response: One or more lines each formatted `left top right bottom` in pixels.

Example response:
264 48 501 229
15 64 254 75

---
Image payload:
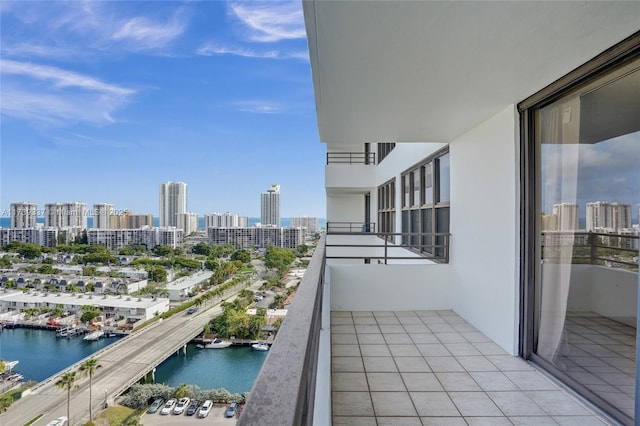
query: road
0 276 257 426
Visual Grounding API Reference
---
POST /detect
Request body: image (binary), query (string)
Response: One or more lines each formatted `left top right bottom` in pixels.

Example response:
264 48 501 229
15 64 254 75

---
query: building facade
92 203 114 229
87 227 183 250
204 212 249 228
290 216 319 235
260 184 281 226
207 226 303 249
10 202 38 229
44 202 87 229
176 212 199 235
159 181 187 227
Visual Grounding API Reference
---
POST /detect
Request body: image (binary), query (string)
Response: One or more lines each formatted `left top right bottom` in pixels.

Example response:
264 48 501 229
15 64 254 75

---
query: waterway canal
0 329 267 394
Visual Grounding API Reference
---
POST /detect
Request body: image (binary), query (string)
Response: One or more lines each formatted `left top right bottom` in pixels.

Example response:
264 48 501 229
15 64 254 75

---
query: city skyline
0 1 326 217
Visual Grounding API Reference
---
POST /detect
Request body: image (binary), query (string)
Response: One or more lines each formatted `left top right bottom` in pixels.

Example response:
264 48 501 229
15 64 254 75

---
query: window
377 178 395 235
400 148 450 258
377 142 396 163
521 35 639 425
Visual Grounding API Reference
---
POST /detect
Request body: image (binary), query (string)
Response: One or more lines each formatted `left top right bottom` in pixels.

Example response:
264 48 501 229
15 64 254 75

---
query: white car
160 398 176 415
198 400 213 418
173 397 190 415
46 417 68 426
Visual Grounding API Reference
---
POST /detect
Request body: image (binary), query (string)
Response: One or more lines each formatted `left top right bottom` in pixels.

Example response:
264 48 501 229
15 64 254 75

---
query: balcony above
325 162 376 195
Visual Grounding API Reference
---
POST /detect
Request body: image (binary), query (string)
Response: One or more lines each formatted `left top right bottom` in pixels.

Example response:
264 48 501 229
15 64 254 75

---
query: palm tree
55 371 78 423
80 358 102 421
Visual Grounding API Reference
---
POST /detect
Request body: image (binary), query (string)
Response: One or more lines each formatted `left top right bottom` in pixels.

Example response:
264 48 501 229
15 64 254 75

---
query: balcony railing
326 231 451 263
326 221 376 233
541 231 639 271
326 152 376 165
238 235 326 426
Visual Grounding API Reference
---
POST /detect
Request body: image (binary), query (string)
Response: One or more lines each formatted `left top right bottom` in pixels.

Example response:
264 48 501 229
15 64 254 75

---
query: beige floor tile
332 372 369 391
487 391 546 416
332 391 374 416
379 324 406 334
409 333 439 344
448 391 502 416
525 391 591 416
363 356 398 372
353 316 378 325
394 356 431 373
416 343 451 357
384 333 413 344
465 417 512 425
456 355 499 372
435 372 482 391
389 344 422 357
332 416 377 426
332 333 358 344
552 416 609 425
444 342 482 356
359 344 392 357
332 344 361 357
376 316 401 325
333 324 357 334
356 324 381 334
367 372 406 391
401 372 444 391
333 356 365 372
371 391 417 416
377 417 422 426
509 416 560 426
409 391 460 416
473 342 508 355
504 371 557 391
403 324 430 333
357 333 384 344
435 332 467 343
487 355 535 371
424 356 465 372
332 317 354 325
470 371 519 391
420 417 467 425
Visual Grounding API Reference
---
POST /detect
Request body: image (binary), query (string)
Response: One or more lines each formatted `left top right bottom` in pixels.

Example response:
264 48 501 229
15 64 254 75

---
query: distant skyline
0 1 326 217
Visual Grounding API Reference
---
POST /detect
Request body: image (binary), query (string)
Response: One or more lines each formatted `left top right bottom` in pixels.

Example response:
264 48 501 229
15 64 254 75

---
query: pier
0 280 251 426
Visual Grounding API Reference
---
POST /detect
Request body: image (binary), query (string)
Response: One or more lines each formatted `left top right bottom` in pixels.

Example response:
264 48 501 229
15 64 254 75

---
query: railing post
589 232 597 265
384 237 388 265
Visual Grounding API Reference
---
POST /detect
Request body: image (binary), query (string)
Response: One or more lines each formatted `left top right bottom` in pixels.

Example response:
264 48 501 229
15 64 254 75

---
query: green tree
118 246 135 256
37 264 59 274
152 245 174 257
55 371 78 423
80 358 102 421
17 243 41 259
231 249 251 264
264 246 295 272
147 266 167 283
192 242 212 256
175 384 189 399
0 255 12 268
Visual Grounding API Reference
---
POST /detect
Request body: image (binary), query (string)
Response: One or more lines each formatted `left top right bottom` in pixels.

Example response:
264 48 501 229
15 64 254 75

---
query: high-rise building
586 201 632 231
177 212 199 235
10 202 38 228
204 212 249 228
261 184 281 226
208 226 303 249
290 216 319 235
159 181 187 227
93 203 114 229
552 203 578 231
44 202 87 229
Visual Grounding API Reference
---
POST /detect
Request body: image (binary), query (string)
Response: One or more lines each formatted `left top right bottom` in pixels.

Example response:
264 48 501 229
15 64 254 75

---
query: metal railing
326 231 451 264
238 235 326 426
326 152 376 165
326 221 376 233
541 231 639 271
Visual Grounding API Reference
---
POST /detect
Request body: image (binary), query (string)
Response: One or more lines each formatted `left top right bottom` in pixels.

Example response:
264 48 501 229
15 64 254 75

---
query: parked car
187 307 198 314
147 398 164 414
225 401 238 418
198 400 213 418
46 417 68 426
173 397 190 415
185 399 201 416
160 398 176 415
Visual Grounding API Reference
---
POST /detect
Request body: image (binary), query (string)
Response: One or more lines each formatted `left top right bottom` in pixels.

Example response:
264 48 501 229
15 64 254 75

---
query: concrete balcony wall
327 194 365 223
563 264 638 322
448 105 520 355
328 263 452 311
325 164 376 193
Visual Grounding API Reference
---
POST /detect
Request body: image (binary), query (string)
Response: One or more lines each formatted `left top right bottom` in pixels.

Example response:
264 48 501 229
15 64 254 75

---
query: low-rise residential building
0 291 169 323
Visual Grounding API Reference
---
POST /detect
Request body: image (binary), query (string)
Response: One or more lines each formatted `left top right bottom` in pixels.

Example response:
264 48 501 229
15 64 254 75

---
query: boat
3 360 19 372
83 330 104 341
251 341 270 352
197 338 232 349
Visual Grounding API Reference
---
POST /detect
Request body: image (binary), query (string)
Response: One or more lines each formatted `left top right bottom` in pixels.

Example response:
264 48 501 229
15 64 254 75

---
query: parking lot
139 405 238 425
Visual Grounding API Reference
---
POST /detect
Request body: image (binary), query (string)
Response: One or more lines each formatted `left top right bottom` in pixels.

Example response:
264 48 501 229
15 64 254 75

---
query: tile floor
331 310 618 426
557 312 636 419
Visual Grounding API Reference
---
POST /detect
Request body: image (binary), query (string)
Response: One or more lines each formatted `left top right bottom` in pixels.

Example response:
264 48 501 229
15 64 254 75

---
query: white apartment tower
10 202 38 228
177 212 199 235
260 184 281 226
159 181 187 227
586 201 632 231
93 203 114 229
44 202 87 229
552 203 579 231
290 216 319 235
205 212 249 228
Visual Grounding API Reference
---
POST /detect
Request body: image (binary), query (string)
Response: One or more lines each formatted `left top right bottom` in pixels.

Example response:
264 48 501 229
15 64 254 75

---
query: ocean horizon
0 217 326 230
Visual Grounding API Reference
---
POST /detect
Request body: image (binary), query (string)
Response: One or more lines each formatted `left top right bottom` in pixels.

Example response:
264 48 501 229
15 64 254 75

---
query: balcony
327 152 376 165
238 235 622 425
325 153 376 195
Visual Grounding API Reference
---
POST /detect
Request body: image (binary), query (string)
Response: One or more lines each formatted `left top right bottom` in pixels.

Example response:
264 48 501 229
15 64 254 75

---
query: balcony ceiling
304 1 640 145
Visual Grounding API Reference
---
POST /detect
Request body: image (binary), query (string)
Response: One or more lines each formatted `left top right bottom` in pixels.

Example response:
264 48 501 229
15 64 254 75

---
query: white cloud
111 15 186 51
233 100 283 114
197 44 280 59
0 60 134 125
228 1 306 43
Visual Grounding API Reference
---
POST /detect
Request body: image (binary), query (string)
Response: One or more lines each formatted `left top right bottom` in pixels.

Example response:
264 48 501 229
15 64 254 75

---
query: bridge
0 280 253 426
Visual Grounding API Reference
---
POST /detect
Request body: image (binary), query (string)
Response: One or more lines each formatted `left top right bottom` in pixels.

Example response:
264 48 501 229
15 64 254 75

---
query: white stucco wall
328 264 452 311
449 105 520 355
326 194 364 223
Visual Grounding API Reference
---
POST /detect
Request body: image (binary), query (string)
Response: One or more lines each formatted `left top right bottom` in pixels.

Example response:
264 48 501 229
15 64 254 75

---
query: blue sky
0 0 326 218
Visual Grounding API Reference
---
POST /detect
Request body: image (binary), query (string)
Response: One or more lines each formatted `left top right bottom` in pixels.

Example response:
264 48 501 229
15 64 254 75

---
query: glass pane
438 153 450 203
403 176 410 207
435 207 450 258
413 171 420 206
423 163 433 205
410 210 419 246
421 208 433 253
536 62 639 421
401 210 409 245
